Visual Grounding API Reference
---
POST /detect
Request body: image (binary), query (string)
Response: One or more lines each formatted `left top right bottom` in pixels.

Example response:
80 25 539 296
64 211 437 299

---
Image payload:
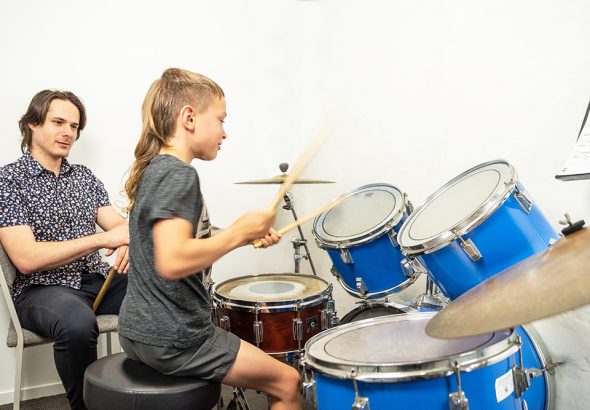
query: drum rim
312 183 406 248
213 273 332 311
398 159 517 255
303 312 519 382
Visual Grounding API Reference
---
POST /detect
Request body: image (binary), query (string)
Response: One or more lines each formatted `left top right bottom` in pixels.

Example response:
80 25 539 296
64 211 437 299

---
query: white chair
0 245 119 410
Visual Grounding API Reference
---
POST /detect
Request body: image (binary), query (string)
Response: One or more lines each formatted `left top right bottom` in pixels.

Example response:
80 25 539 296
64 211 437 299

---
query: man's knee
54 311 98 347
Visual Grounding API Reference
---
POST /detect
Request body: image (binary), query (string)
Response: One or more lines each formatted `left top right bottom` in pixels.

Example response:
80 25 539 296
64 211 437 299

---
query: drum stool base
83 352 221 410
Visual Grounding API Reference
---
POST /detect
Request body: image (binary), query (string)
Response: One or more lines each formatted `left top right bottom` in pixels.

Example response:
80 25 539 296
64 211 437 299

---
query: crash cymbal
426 227 590 339
235 162 334 185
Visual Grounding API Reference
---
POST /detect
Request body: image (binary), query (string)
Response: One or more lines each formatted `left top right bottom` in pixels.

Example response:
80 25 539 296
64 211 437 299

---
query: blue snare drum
398 160 559 300
303 312 524 409
313 183 422 299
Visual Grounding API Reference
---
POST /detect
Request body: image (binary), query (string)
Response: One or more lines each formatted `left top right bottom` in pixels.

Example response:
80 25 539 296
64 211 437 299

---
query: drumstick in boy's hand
269 116 336 211
253 200 336 248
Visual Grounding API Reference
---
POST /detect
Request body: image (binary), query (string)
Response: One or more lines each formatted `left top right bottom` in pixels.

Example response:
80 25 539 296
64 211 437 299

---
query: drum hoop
304 312 519 381
334 267 420 299
312 183 406 248
399 159 517 255
213 273 332 311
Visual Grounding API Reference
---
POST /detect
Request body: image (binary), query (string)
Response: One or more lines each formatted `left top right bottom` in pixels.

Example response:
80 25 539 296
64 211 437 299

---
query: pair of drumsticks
93 120 335 312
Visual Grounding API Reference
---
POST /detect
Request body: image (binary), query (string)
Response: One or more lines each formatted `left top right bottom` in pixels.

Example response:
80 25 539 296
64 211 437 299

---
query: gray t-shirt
119 155 214 349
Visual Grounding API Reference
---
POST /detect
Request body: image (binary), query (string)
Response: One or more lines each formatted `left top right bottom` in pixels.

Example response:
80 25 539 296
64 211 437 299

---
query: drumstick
93 267 116 312
253 200 336 248
269 118 336 210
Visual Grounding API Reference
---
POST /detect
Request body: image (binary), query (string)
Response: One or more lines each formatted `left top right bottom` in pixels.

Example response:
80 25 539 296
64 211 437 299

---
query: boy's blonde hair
124 68 224 212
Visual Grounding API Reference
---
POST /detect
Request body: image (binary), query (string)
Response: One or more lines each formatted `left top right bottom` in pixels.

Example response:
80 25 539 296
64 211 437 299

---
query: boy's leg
222 340 302 410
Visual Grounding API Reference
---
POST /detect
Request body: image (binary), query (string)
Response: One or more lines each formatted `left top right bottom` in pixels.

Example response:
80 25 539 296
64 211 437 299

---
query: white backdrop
1 0 589 408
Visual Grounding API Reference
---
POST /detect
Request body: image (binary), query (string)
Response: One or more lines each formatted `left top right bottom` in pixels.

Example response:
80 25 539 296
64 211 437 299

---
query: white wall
0 0 589 408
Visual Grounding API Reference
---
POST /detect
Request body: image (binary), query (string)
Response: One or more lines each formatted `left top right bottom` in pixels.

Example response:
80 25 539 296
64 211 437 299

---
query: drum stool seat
83 352 221 410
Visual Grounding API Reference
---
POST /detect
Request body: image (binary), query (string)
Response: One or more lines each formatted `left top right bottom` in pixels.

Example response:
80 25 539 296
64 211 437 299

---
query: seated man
0 90 129 409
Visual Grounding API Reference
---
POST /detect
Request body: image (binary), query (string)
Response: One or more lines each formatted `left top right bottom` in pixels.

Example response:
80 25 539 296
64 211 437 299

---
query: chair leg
106 332 112 356
13 343 23 410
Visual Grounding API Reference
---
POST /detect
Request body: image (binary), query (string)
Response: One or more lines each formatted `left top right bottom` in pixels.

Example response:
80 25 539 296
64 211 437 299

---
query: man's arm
0 220 128 275
96 206 129 273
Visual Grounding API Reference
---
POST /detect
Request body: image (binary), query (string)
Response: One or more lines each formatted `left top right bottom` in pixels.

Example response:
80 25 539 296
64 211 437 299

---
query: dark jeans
14 272 127 410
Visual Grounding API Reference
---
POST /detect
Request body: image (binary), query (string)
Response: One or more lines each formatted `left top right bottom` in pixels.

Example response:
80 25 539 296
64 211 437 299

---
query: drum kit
213 159 588 410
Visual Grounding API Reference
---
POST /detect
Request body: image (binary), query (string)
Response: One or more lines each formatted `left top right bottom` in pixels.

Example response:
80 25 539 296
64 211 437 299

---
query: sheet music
556 101 590 180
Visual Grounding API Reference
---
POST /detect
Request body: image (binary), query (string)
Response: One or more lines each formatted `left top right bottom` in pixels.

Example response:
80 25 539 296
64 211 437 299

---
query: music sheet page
556 104 590 180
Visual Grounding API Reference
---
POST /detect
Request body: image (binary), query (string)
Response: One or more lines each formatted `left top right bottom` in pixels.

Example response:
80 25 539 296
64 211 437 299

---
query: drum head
214 273 329 304
398 160 516 254
304 312 516 380
313 183 405 247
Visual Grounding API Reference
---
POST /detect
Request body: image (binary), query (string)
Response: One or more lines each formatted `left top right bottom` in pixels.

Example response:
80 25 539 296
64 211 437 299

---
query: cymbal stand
283 192 317 276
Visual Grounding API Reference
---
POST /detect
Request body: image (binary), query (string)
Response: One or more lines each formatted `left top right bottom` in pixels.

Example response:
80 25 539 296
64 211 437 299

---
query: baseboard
0 382 65 405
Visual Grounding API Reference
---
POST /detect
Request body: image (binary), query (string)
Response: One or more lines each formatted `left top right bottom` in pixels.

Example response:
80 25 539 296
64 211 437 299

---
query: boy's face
29 99 80 162
192 97 227 161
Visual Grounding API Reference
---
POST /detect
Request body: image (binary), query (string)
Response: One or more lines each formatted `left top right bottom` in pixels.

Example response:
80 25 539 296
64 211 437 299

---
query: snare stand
283 191 317 276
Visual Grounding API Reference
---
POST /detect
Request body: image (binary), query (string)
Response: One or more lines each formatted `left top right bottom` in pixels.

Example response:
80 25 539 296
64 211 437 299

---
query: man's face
29 99 80 161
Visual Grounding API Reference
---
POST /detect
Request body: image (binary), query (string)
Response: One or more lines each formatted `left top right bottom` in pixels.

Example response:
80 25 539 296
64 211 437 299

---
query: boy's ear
180 105 196 130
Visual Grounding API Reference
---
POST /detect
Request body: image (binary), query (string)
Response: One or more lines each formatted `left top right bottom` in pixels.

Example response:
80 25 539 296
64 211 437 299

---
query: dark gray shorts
119 327 241 382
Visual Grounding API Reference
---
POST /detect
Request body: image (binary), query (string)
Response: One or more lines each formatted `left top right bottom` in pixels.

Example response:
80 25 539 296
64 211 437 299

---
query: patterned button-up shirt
0 152 111 299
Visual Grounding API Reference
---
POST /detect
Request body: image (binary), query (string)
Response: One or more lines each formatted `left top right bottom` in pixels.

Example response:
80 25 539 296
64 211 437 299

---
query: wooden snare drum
213 273 336 359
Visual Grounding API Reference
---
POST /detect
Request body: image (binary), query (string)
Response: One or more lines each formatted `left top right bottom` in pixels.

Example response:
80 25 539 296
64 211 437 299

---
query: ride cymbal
426 228 590 338
235 162 334 185
235 175 334 185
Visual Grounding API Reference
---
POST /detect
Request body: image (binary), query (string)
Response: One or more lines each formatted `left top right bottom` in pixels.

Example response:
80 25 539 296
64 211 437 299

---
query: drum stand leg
227 387 252 410
283 192 317 275
413 276 449 310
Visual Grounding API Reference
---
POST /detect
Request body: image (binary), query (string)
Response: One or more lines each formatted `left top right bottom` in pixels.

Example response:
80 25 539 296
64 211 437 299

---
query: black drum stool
83 352 221 410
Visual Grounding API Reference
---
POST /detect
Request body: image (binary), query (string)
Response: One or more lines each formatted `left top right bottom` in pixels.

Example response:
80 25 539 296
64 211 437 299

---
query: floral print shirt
0 152 111 299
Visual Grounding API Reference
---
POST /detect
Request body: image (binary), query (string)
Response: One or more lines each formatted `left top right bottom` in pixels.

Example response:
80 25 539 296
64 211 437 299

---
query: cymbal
235 162 334 185
426 228 590 339
235 174 335 185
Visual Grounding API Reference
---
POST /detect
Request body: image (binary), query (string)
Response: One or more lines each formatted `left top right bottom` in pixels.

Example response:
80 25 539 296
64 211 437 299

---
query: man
0 90 129 409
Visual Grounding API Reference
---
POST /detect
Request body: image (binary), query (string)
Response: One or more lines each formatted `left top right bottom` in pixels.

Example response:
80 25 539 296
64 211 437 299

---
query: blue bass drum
398 160 559 300
313 183 422 299
303 312 525 409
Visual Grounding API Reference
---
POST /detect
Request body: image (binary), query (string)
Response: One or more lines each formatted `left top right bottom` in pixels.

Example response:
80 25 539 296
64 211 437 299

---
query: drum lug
253 320 263 346
321 299 337 329
299 360 316 406
514 184 532 214
293 318 303 341
449 362 469 410
219 315 231 332
388 230 399 247
459 237 482 262
400 257 426 277
350 370 370 410
353 397 370 410
339 247 354 264
404 192 414 214
356 278 368 296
